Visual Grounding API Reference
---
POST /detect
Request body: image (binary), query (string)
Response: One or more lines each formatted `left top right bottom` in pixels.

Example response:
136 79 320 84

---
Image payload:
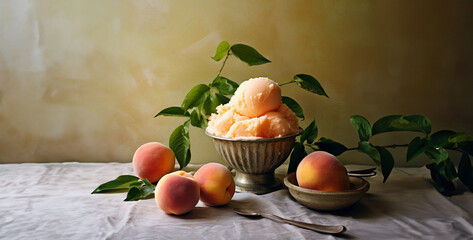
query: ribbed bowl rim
205 129 302 142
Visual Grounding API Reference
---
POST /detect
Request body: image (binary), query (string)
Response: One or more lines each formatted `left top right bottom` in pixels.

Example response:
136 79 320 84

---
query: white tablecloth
1 162 472 240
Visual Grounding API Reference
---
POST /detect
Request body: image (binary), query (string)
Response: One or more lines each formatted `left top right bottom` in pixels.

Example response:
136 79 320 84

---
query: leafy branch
155 41 327 169
153 40 473 197
288 115 473 196
91 175 155 201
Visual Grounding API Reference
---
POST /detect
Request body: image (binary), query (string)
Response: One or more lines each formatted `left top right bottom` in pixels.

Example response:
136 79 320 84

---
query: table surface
1 162 472 240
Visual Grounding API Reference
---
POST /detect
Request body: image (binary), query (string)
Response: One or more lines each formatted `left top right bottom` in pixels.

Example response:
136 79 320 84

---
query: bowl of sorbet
206 77 301 194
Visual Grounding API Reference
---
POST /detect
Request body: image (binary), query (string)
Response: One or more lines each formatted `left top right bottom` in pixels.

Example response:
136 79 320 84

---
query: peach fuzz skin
155 171 200 215
296 151 350 191
132 142 175 183
194 163 235 206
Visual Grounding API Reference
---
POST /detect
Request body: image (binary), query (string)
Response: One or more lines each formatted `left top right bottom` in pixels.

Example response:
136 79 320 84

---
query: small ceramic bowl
284 172 370 211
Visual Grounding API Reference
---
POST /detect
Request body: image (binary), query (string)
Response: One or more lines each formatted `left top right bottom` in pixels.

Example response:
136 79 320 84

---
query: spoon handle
261 213 345 234
347 172 376 177
348 167 377 177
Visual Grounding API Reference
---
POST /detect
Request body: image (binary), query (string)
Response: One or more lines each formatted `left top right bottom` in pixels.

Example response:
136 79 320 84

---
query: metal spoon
233 208 346 234
348 167 377 177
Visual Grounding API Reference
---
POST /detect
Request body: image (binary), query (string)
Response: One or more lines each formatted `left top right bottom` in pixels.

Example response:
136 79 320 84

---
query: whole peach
155 171 200 215
132 142 175 183
296 151 350 191
194 163 235 206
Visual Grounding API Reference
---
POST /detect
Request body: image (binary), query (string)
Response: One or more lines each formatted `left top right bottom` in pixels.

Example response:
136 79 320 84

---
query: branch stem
346 144 409 151
346 144 465 154
279 80 295 87
217 51 231 77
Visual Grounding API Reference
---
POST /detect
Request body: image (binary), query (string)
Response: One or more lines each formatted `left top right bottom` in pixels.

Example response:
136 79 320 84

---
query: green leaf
181 84 210 110
314 137 348 156
124 179 155 201
375 146 394 183
230 44 271 66
350 115 372 142
124 186 140 201
300 119 317 144
287 142 307 174
406 137 430 162
190 109 207 129
430 130 456 148
212 41 230 61
155 106 190 118
91 175 140 194
227 79 239 89
458 153 473 192
282 96 304 119
372 115 400 135
448 133 473 143
439 158 458 181
203 92 222 115
129 181 142 188
458 141 473 156
215 93 230 105
426 163 456 196
424 147 449 164
169 122 191 169
371 115 432 135
293 74 328 98
357 141 381 165
211 76 239 95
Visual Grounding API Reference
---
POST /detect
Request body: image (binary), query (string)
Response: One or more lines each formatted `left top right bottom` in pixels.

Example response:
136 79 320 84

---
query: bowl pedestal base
234 171 282 194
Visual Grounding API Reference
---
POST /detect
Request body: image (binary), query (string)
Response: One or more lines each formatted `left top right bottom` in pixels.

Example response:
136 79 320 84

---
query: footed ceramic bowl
284 172 369 211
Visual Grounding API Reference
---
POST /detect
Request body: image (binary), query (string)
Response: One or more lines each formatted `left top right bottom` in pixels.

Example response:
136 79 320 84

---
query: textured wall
1 0 472 166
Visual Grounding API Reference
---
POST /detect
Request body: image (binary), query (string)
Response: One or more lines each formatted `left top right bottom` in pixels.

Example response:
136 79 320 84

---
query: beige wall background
1 0 472 166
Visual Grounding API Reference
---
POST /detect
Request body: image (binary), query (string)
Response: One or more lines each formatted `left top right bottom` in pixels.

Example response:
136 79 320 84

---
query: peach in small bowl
284 151 370 211
284 172 369 211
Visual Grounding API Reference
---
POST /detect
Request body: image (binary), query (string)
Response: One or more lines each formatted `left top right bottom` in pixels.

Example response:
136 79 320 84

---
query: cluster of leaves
288 115 473 196
155 41 328 169
91 175 154 201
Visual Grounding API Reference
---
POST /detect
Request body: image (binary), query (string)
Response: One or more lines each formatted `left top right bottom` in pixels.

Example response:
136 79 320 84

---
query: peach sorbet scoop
206 77 300 139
